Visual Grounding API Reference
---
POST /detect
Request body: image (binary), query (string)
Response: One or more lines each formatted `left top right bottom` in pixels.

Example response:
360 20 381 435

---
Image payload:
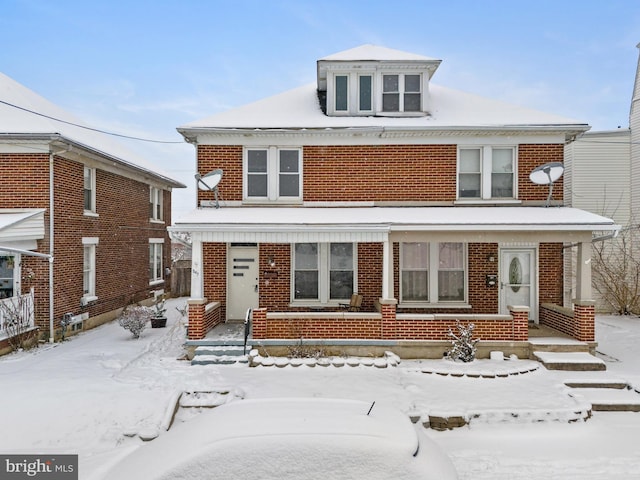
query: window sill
375 111 427 117
289 302 348 309
454 199 522 206
398 303 472 309
149 279 165 286
81 295 98 306
83 211 99 218
149 219 165 224
243 199 303 205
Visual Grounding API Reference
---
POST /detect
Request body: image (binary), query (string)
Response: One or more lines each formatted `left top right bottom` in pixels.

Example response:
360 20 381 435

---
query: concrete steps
191 345 248 365
565 379 640 412
533 351 606 371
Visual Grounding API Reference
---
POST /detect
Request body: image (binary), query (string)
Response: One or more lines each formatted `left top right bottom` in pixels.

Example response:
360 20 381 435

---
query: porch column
190 235 205 301
575 241 592 302
381 239 394 299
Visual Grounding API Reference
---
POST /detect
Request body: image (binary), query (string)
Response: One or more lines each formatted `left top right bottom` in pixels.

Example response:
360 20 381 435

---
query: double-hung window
83 167 96 213
293 243 355 303
245 147 302 202
382 74 421 112
400 242 466 304
458 147 515 200
150 187 163 221
149 239 164 284
82 237 98 301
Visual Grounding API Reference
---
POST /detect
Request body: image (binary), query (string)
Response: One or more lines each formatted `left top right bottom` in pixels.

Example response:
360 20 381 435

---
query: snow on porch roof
171 206 618 243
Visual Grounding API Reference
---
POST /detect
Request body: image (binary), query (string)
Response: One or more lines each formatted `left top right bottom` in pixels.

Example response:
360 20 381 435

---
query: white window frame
149 239 164 285
243 147 303 203
83 166 97 214
381 73 422 113
291 242 357 305
399 242 467 306
457 146 517 201
82 237 98 302
150 186 164 222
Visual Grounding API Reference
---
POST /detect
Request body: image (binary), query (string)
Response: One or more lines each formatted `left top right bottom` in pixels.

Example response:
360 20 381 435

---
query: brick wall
0 152 173 338
203 242 227 318
196 143 565 204
539 243 564 305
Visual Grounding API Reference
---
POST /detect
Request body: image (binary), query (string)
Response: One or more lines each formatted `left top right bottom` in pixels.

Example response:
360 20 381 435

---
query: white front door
500 248 537 322
227 246 259 321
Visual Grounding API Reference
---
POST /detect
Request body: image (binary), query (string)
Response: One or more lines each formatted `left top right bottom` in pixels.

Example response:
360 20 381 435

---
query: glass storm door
500 248 537 322
227 246 259 321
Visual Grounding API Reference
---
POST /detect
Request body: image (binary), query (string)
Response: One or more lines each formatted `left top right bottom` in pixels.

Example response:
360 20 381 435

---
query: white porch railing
0 289 35 340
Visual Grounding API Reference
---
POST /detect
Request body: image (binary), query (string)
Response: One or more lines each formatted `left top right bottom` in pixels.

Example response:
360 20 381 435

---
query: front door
500 248 537 322
227 246 259 321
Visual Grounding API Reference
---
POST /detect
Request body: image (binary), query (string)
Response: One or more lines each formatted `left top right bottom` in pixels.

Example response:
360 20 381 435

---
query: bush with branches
118 305 151 339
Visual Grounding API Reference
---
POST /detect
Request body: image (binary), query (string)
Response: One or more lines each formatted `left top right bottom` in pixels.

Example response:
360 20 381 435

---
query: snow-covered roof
0 72 184 188
319 44 440 62
172 206 617 243
178 83 588 135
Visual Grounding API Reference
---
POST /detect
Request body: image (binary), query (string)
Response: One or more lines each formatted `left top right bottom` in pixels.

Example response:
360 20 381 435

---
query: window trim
290 242 358 306
399 242 468 306
149 238 164 285
83 166 97 215
243 147 303 203
381 73 423 113
150 186 164 222
457 146 517 201
82 237 99 302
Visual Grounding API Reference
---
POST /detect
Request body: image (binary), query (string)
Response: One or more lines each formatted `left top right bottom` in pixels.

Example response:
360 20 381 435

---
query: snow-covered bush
118 305 151 339
446 321 479 363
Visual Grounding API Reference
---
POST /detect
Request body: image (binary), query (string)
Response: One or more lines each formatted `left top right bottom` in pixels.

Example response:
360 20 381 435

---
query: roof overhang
0 209 46 252
170 206 619 243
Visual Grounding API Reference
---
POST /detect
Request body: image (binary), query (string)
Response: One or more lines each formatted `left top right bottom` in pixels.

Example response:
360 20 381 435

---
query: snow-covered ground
1 298 639 479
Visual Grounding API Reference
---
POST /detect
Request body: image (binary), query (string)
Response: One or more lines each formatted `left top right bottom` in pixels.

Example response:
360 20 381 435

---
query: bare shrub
118 305 151 339
0 289 37 351
445 321 479 363
592 226 640 315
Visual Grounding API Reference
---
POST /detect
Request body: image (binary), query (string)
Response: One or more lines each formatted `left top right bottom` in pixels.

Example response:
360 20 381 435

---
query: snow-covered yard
1 297 639 479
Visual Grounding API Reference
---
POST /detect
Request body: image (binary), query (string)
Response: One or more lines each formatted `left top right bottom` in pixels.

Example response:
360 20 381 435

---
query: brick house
172 45 617 353
0 73 185 353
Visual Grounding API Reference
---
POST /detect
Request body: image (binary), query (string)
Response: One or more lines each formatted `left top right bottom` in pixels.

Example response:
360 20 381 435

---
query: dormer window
382 74 421 112
317 45 441 118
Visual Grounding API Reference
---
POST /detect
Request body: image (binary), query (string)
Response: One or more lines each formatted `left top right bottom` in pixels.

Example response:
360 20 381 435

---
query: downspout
49 150 55 343
48 144 71 343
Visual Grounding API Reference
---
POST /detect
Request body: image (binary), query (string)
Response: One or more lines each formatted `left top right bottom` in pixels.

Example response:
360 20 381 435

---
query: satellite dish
529 162 564 207
195 169 223 208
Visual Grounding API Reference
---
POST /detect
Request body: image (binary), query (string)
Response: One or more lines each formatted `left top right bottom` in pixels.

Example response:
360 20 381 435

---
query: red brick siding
539 243 564 305
1 153 172 336
303 145 457 201
196 143 565 203
203 243 227 319
518 144 564 201
540 303 595 342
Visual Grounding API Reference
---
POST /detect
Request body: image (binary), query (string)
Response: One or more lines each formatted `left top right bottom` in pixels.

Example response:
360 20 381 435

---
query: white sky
1 0 639 219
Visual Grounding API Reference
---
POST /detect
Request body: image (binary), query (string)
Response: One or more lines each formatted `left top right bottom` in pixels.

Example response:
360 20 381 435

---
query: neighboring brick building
0 73 185 353
172 45 617 345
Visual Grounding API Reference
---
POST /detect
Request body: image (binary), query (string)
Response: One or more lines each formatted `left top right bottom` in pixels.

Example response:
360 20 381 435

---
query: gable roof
0 72 185 188
178 83 589 137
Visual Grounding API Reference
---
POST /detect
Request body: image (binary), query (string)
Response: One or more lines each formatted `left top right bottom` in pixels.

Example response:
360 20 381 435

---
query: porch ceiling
171 206 618 243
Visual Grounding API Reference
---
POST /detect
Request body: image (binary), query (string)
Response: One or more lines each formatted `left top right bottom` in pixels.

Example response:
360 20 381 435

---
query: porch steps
565 379 640 412
533 351 606 371
191 345 249 366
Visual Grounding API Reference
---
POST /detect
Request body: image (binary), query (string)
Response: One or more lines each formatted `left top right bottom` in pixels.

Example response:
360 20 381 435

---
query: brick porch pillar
379 298 397 340
252 308 267 339
508 305 529 341
187 298 207 340
573 300 595 342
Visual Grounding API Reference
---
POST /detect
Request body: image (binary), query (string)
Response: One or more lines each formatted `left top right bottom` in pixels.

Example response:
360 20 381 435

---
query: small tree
591 226 640 315
118 305 151 339
0 289 36 351
446 321 479 363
